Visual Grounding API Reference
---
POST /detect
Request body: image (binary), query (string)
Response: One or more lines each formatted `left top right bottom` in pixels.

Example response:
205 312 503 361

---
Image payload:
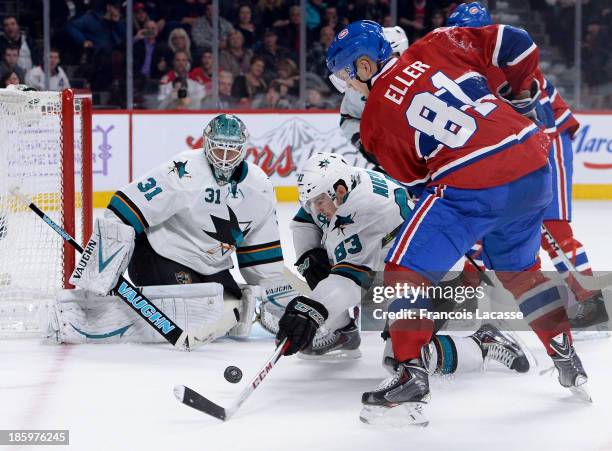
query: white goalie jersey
105 149 284 285
291 168 412 329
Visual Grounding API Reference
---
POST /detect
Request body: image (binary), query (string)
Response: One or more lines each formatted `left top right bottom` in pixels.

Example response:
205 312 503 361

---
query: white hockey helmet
298 152 356 212
383 26 409 56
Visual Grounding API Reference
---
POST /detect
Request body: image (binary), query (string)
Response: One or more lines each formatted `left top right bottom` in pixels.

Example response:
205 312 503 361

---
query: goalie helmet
203 114 249 185
297 152 356 214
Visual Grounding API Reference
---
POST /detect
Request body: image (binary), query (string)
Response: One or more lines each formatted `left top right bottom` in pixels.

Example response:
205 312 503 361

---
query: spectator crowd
0 0 608 109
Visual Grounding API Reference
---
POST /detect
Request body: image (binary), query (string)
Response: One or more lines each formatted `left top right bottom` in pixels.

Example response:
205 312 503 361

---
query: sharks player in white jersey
52 114 298 345
265 153 529 378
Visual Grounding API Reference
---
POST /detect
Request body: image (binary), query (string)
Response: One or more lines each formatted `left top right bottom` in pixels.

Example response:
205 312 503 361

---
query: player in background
51 114 300 345
327 20 590 425
447 2 609 336
265 152 529 377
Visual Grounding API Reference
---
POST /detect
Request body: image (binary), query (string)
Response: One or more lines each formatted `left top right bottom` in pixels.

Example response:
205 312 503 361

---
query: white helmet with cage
297 152 357 215
383 26 409 56
203 113 250 185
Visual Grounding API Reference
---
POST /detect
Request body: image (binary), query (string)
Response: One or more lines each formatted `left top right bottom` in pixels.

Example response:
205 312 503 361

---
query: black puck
224 365 243 383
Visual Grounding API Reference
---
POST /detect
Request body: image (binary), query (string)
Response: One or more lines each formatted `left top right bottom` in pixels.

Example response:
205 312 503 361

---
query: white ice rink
1 201 611 451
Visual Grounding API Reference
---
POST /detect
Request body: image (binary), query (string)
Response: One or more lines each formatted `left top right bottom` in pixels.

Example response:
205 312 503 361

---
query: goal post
0 86 93 336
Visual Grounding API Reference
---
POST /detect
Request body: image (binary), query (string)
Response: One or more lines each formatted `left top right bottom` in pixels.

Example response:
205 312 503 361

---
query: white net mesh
0 87 86 336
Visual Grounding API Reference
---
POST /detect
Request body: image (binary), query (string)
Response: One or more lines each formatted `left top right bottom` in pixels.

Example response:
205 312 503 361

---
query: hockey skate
298 319 361 360
548 332 591 402
360 358 430 427
471 323 530 373
570 292 609 328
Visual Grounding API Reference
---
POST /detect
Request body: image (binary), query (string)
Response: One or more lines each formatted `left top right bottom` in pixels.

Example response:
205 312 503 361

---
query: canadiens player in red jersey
446 2 609 338
326 20 590 425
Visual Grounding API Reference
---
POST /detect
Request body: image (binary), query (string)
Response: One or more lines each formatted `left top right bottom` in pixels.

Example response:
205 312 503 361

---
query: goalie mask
203 114 249 185
297 152 356 219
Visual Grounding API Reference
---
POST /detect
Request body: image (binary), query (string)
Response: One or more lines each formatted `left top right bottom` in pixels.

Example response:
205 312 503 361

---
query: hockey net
0 87 92 337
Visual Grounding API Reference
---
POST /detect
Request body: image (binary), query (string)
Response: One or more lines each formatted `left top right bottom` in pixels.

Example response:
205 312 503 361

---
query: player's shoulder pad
243 161 275 197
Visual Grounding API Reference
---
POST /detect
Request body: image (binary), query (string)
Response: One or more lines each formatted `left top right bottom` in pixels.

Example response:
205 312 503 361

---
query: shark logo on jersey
332 213 355 235
318 158 331 169
203 206 252 255
168 160 191 179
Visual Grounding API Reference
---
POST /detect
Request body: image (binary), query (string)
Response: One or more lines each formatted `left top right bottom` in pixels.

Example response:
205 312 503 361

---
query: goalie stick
541 225 612 291
174 338 290 421
10 187 191 349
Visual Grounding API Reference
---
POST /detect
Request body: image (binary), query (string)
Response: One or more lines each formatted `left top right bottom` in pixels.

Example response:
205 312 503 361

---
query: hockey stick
283 266 313 296
10 187 191 349
174 337 290 421
541 225 612 291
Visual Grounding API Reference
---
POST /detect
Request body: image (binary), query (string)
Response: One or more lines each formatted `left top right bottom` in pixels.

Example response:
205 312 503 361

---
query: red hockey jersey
360 25 551 189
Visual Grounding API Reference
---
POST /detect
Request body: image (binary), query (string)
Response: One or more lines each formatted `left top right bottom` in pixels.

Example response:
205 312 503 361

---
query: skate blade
572 330 611 342
297 349 362 361
359 402 429 427
569 379 593 403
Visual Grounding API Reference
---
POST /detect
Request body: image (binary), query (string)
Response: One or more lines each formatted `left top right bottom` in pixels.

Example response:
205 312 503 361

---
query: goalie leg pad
53 283 224 344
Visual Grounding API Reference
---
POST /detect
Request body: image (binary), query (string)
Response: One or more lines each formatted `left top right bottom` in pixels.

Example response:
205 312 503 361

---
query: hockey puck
224 366 243 383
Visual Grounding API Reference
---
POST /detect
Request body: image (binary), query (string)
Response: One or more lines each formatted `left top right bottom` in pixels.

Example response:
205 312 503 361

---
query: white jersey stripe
507 42 537 66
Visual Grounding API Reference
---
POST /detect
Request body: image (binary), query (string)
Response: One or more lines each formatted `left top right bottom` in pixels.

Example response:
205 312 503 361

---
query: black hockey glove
295 248 332 290
276 296 329 356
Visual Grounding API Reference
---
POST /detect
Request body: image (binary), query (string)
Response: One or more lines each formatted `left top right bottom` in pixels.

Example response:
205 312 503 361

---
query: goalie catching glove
69 217 135 295
276 296 328 356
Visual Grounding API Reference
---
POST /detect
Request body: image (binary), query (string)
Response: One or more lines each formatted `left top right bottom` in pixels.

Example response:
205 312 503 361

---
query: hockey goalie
51 114 298 346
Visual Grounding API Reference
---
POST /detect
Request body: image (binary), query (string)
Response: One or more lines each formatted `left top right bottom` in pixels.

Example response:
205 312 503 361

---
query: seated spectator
306 0 324 36
307 25 334 80
202 70 238 109
235 4 258 48
66 0 127 92
279 5 301 54
167 27 193 62
256 28 293 82
65 0 126 54
220 30 253 77
322 6 342 34
162 0 205 32
25 49 70 91
1 15 37 71
135 20 168 82
191 2 235 50
1 70 20 87
430 9 445 29
273 58 299 98
251 81 293 109
398 0 435 42
0 45 25 83
306 87 333 109
158 50 205 109
189 48 213 92
257 0 289 31
232 55 267 105
133 3 150 34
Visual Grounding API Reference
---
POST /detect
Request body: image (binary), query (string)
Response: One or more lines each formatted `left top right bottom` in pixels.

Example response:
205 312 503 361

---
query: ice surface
1 201 611 451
